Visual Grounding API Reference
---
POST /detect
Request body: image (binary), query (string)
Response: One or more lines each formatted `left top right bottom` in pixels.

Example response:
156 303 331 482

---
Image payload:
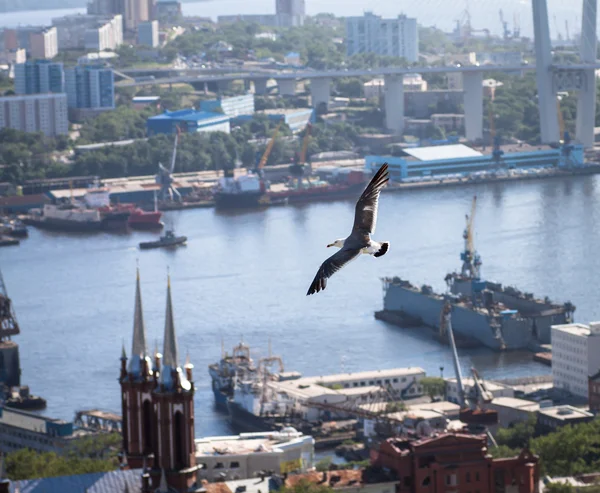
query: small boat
3 386 47 411
0 218 28 238
139 230 187 250
0 236 19 247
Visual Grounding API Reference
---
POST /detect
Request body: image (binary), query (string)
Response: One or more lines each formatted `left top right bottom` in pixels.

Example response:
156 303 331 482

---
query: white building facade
552 322 600 399
346 13 418 63
195 430 314 481
0 93 68 137
54 14 123 51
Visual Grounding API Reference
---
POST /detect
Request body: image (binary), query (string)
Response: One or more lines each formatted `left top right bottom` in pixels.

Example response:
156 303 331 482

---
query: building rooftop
446 377 510 393
259 108 314 116
403 144 484 161
132 96 161 103
194 429 311 457
407 400 461 416
148 109 229 123
311 367 425 384
491 397 540 411
552 322 600 337
538 405 594 421
284 469 397 490
9 468 142 493
0 407 68 435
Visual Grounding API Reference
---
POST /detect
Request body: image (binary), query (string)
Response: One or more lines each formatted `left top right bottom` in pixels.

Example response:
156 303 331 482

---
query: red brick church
120 269 201 493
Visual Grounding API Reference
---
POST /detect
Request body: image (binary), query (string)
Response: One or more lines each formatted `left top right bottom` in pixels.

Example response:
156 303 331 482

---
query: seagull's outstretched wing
307 248 361 295
352 163 389 236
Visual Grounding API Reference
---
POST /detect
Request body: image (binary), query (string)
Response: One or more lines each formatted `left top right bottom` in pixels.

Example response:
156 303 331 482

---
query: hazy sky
0 0 587 39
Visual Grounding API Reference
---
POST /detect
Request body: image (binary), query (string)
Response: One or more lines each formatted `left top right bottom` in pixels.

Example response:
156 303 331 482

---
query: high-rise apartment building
0 27 58 59
0 93 68 137
53 14 123 51
552 322 600 399
29 27 58 59
65 64 115 111
14 60 65 95
346 12 418 63
138 20 159 47
275 0 305 26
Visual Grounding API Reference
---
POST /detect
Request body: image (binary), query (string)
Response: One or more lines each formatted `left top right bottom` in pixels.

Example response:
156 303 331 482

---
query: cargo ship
208 342 256 411
82 188 132 230
127 207 164 230
376 197 575 351
213 172 268 209
26 202 103 232
267 169 368 204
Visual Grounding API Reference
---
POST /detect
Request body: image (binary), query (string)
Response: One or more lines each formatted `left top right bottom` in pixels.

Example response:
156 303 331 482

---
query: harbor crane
557 96 575 168
156 126 181 202
460 196 482 280
289 122 313 187
439 300 498 447
499 9 510 40
0 268 19 340
254 121 283 179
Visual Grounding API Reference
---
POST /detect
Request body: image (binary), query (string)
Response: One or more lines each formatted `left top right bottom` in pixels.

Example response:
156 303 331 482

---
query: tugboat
3 385 47 411
139 229 187 250
0 217 28 238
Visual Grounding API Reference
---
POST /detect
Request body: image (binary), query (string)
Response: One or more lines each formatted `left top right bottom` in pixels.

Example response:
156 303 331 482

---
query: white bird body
307 163 390 295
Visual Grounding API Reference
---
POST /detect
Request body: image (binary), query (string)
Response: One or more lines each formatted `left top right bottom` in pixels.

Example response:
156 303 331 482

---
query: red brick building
588 371 600 413
120 270 201 493
371 433 539 493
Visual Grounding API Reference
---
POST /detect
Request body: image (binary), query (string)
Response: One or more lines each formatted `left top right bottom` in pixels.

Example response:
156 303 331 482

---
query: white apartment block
30 27 58 60
0 93 68 137
346 13 418 63
53 14 123 51
85 15 123 51
552 322 600 399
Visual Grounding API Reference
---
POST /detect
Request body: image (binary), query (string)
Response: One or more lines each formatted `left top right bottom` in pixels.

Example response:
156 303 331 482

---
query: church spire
160 273 179 389
128 267 148 376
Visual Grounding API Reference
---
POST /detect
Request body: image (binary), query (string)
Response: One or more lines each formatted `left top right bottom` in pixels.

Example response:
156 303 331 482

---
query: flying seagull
307 163 390 296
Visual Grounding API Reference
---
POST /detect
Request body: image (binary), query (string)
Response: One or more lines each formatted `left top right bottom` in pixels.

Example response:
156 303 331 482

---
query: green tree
495 416 536 450
314 458 332 472
6 448 117 481
420 377 445 400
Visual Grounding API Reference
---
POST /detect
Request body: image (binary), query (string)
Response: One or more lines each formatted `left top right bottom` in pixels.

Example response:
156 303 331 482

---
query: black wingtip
307 277 327 296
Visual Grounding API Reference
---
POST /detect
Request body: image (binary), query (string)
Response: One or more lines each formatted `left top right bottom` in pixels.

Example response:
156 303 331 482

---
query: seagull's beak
327 243 333 248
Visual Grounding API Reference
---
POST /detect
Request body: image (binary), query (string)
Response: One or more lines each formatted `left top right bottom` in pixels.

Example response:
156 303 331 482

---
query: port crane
499 9 510 40
289 122 313 187
254 121 283 179
0 268 19 340
156 126 181 202
460 195 482 280
556 96 575 168
439 300 498 447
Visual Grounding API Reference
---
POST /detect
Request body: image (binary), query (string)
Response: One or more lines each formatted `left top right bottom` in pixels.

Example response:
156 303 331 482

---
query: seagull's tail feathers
373 241 390 258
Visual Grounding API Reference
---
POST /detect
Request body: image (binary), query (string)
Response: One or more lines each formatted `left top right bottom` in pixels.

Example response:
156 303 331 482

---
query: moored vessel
27 202 103 232
208 342 256 411
376 196 574 350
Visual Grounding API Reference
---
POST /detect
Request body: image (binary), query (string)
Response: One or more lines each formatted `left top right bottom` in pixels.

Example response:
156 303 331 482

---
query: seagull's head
327 239 345 249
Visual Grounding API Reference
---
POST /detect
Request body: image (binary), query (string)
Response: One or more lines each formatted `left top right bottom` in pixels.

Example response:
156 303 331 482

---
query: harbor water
3 174 600 436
